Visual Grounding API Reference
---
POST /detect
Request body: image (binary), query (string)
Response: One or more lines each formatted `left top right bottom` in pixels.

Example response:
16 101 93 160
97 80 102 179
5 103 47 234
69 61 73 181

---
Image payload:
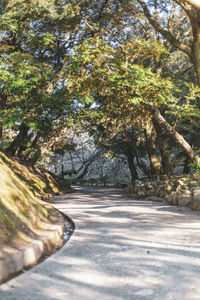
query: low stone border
0 209 64 284
127 175 200 210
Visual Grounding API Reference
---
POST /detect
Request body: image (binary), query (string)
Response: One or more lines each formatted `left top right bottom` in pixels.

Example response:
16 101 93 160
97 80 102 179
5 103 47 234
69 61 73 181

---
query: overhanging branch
136 0 193 59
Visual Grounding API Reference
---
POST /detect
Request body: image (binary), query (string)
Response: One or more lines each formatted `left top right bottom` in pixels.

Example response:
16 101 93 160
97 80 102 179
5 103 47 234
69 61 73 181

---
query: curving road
1 187 200 299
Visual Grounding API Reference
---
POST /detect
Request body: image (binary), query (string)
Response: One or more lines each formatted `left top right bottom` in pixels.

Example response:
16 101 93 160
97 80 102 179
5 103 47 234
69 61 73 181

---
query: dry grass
0 152 72 246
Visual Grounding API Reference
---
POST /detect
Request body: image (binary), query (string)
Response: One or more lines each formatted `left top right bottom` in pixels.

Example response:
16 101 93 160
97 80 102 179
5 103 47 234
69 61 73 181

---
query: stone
189 181 198 188
177 190 192 206
130 193 138 199
165 195 172 204
146 196 163 202
146 190 156 197
177 179 185 186
145 182 153 189
171 193 178 205
137 191 146 197
190 188 200 210
193 187 200 201
166 184 172 193
158 190 167 198
176 184 182 192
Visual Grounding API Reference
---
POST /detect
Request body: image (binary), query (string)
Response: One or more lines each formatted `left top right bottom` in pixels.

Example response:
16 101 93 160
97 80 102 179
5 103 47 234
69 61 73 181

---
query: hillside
0 151 72 247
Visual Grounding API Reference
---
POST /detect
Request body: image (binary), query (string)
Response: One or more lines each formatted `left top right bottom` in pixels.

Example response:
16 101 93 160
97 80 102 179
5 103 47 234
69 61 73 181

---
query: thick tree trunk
77 161 91 179
183 5 200 89
183 0 200 10
137 0 200 104
61 154 65 178
0 92 7 147
134 153 151 177
6 123 29 155
190 15 200 97
146 104 198 163
126 151 138 181
0 124 3 148
152 120 172 175
144 123 162 177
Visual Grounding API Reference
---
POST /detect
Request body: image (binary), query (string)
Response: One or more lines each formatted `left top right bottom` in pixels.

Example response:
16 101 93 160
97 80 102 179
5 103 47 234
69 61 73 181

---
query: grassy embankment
0 151 72 247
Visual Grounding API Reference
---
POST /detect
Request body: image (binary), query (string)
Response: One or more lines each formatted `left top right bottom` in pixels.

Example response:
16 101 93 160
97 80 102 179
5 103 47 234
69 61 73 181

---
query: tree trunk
137 0 200 105
152 119 172 175
134 153 151 177
6 123 29 156
0 124 3 148
144 122 162 177
190 10 200 92
61 154 65 178
126 151 138 181
146 104 198 163
0 92 7 147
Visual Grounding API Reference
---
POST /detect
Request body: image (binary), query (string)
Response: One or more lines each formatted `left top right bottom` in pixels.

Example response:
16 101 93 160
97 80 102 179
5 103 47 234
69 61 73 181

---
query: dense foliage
0 0 199 178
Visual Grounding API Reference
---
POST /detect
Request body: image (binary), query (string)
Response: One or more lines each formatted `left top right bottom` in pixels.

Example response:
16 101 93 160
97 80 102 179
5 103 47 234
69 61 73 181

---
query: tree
0 0 80 160
66 36 199 166
135 0 200 93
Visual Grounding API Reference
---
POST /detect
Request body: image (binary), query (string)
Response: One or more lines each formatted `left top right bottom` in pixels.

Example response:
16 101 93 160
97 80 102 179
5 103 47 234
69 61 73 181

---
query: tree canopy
0 0 199 177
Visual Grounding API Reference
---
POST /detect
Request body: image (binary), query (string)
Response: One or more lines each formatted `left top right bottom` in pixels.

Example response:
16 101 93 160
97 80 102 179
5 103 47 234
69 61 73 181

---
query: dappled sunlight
0 152 67 261
1 187 200 299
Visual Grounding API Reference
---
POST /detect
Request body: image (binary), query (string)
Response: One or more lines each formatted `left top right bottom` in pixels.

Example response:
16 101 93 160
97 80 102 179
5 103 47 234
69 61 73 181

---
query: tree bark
144 122 162 177
137 0 200 105
183 0 200 10
61 154 65 178
125 150 138 181
134 153 151 177
136 0 193 58
146 104 198 163
152 119 172 175
0 92 7 147
6 123 29 156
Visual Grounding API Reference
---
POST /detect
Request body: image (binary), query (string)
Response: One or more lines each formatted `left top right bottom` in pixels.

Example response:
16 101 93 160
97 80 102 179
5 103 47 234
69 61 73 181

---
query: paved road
1 187 200 300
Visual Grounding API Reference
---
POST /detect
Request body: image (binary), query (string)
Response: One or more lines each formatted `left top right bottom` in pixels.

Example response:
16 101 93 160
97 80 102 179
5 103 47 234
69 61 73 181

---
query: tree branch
182 0 200 10
136 0 193 59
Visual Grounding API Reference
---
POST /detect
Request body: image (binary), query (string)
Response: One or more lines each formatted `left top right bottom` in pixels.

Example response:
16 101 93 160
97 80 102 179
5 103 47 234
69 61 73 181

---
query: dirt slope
0 152 72 246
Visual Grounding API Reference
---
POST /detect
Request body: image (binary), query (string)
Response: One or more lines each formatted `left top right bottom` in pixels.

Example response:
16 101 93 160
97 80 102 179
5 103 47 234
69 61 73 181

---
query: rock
177 179 185 186
189 181 198 188
177 190 192 206
137 191 146 197
170 193 178 205
176 184 182 192
146 196 163 202
146 190 156 197
165 184 172 193
130 193 138 199
193 187 200 201
165 195 173 204
190 188 200 210
190 200 199 211
158 191 167 198
146 182 153 189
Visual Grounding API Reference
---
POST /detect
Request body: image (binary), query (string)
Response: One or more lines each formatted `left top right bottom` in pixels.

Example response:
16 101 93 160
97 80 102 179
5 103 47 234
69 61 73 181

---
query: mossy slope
0 152 72 246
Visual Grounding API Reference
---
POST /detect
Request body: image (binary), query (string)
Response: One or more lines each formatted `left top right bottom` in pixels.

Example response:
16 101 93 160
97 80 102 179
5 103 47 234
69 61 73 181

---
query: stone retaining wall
127 175 200 210
0 208 64 284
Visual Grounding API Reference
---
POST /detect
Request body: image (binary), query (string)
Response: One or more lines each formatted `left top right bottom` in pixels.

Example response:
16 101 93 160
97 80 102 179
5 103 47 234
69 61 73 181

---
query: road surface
1 187 200 299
